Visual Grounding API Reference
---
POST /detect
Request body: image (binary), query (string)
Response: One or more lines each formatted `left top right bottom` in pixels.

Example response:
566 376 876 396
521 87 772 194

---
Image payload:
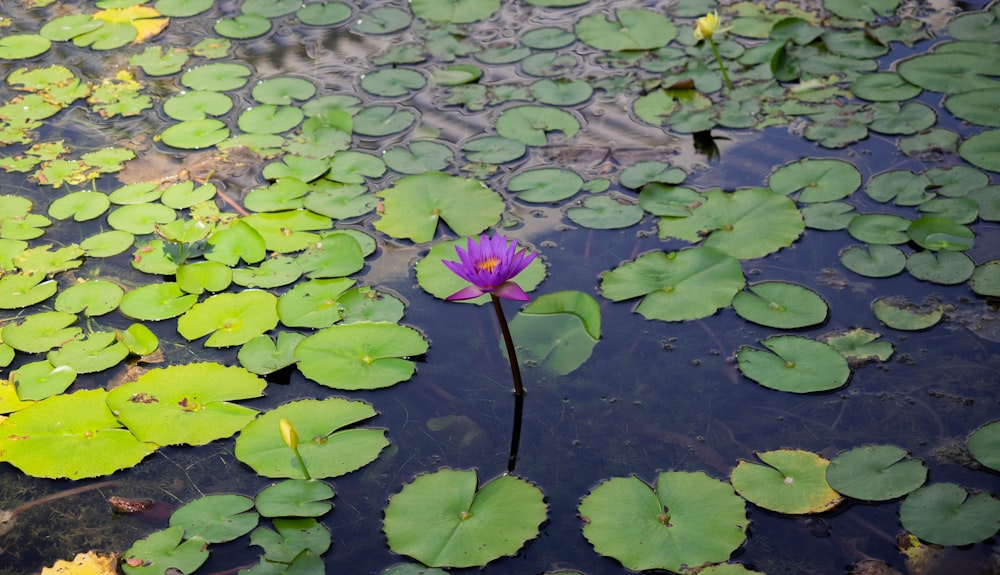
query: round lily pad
2 311 80 353
107 363 265 446
737 335 850 393
121 525 208 575
971 259 1000 297
847 214 911 244
851 72 922 101
54 280 124 316
905 251 975 284
462 136 526 164
384 469 547 568
968 420 1000 472
177 290 279 347
495 105 580 146
620 162 686 190
297 2 352 26
234 397 389 479
119 282 198 321
170 494 258 543
375 172 504 243
11 360 76 400
826 445 928 501
382 141 453 174
899 483 1000 546
767 158 861 202
180 62 252 91
840 244 907 278
47 332 128 374
80 230 135 257
238 104 305 134
945 88 1000 127
730 449 844 514
410 0 499 23
508 168 583 203
160 119 230 149
871 296 943 330
575 9 675 51
361 68 426 97
599 247 745 322
566 195 644 229
0 34 52 59
294 321 429 389
255 479 335 518
731 281 828 329
578 471 747 572
869 169 933 206
508 290 601 376
47 191 111 221
0 388 156 479
0 273 58 310
906 216 975 251
237 331 306 375
277 277 356 328
352 105 415 136
214 14 272 39
162 90 233 121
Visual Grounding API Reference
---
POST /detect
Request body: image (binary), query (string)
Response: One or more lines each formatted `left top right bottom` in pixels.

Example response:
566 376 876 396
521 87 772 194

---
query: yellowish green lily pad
731 449 844 514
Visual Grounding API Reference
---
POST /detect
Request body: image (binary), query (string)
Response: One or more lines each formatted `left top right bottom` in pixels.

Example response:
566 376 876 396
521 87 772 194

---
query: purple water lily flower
443 234 536 301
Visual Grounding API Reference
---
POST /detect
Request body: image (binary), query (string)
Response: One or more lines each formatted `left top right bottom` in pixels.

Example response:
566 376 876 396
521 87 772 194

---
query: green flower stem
292 447 311 480
490 294 524 396
707 36 734 91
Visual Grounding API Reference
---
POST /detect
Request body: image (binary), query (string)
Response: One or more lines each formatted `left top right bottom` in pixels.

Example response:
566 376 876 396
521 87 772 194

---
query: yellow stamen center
477 257 500 273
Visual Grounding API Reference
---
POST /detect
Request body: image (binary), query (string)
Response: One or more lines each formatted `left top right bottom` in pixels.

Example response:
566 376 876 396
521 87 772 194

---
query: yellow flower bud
693 11 720 41
279 418 299 450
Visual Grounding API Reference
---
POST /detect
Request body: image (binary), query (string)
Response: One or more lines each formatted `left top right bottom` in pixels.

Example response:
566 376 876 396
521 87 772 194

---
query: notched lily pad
737 335 850 393
295 322 429 390
900 483 1000 546
827 445 927 501
731 449 844 514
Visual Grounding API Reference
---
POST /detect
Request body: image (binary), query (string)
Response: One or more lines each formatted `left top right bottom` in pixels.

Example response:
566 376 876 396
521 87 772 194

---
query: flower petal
493 281 531 301
446 285 487 301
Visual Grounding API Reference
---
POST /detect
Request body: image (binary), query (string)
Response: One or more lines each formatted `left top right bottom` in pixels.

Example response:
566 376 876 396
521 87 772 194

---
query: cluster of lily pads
0 0 999 573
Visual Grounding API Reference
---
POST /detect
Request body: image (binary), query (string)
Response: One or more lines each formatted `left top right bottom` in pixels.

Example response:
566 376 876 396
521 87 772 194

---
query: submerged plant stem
708 37 734 91
490 294 524 396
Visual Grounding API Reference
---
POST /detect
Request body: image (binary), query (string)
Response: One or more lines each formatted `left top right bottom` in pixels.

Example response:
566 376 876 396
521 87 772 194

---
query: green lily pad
840 244 907 278
0 34 52 60
415 237 545 304
47 191 111 221
73 21 135 50
869 102 936 135
971 260 1000 297
11 360 76 401
54 280 124 316
905 250 975 284
40 14 105 41
80 230 135 257
206 219 267 266
170 494 258 543
176 261 233 294
163 90 233 121
851 72 922 101
897 50 1000 95
177 290 279 347
509 291 601 376
382 141 454 174
508 168 583 203
181 62 252 91
352 6 412 34
160 119 230 149
945 88 1000 128
384 469 547 568
234 397 389 479
871 296 943 330
119 282 198 320
732 281 828 329
107 363 264 446
129 45 190 76
338 286 405 324
361 68 426 97
122 323 159 356
432 64 483 86
575 9 675 51
121 526 208 575
767 158 861 202
215 13 272 39
826 445 927 501
900 128 960 158
327 151 385 183
232 256 304 289
0 388 156 479
731 449 844 514
737 335 850 393
352 105 415 136
277 277 356 328
495 105 580 146
821 328 894 363
14 244 84 276
294 322 429 390
239 104 304 134
968 420 1000 472
462 135 526 164
0 273 58 309
530 78 593 106
297 2 352 25
47 331 128 374
620 162 686 190
241 210 330 252
303 181 376 218
2 311 80 353
567 195 643 229
375 172 504 243
578 471 747 572
899 483 1000 546
411 0 499 23
107 203 178 234
237 331 306 375
658 188 804 260
847 214 911 244
599 247 745 322
638 184 702 217
907 216 975 251
255 480 335 518
247 518 330 570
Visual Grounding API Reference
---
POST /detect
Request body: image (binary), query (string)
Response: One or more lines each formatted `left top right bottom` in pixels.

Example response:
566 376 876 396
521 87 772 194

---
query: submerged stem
490 294 524 396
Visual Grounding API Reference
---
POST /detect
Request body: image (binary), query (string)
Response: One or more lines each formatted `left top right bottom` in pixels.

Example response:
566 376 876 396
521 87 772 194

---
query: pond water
0 0 999 574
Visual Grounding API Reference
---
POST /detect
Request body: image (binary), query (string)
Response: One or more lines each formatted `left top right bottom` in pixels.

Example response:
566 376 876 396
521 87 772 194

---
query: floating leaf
277 277 355 328
566 195 643 229
821 328 894 363
871 296 943 330
840 244 906 278
47 332 128 374
255 480 335 518
375 172 504 243
826 445 927 501
235 397 388 479
0 34 52 60
900 483 1000 546
160 119 230 149
0 273 58 309
578 472 747 572
737 335 850 393
0 388 156 479
732 281 828 329
11 360 76 400
177 290 279 347
119 282 198 321
599 247 745 322
968 420 1000 472
847 214 911 245
121 526 209 575
107 363 265 446
905 250 975 285
971 260 1000 297
180 62 252 91
54 280 124 316
508 168 583 203
297 2 352 25
731 450 843 514
495 105 580 146
509 290 601 375
294 322 429 390
247 518 330 569
237 331 306 375
575 9 675 51
214 14 272 39
767 158 861 202
384 469 547 568
2 311 80 353
169 494 258 543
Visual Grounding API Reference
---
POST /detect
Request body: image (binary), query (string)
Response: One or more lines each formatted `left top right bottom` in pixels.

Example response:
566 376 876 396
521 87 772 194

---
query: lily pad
382 141 454 174
840 244 907 278
731 281 828 329
0 34 52 60
177 290 279 347
0 388 156 479
255 480 335 518
575 9 675 51
599 247 745 322
495 105 579 146
47 191 111 221
246 518 330 570
214 14 272 39
277 277 356 328
907 216 975 251
107 363 265 446
736 335 850 393
508 168 583 203
968 420 1000 472
821 328 894 363
578 471 747 572
297 2 352 26
971 260 1000 297
234 397 389 479
47 332 128 375
54 280 124 316
730 449 844 514
11 360 76 400
169 494 258 543
847 214 911 245
0 273 58 309
462 136 526 164
119 282 198 321
160 119 230 149
872 296 943 330
294 322 429 390
383 469 547 568
826 445 927 501
566 195 644 229
899 483 1000 546
509 290 601 375
181 62 252 91
905 250 975 284
237 331 306 375
375 172 504 243
2 311 80 353
121 526 208 575
767 158 861 203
